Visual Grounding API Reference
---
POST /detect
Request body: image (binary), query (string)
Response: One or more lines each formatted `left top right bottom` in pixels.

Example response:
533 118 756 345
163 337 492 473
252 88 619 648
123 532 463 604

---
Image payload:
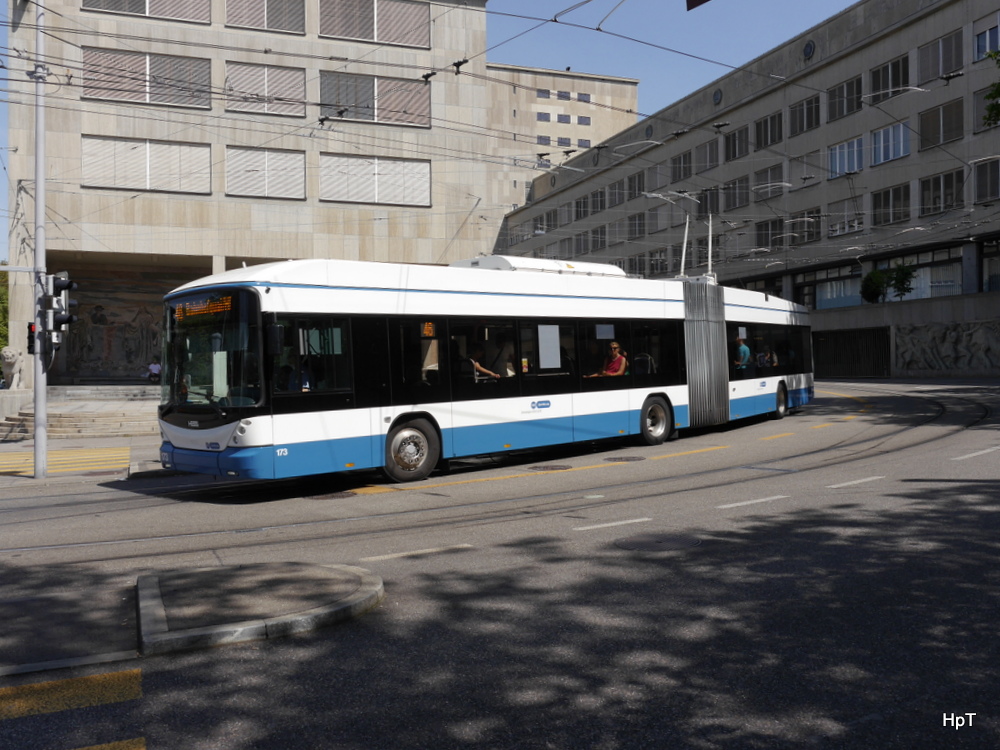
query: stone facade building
5 0 637 385
503 0 1000 378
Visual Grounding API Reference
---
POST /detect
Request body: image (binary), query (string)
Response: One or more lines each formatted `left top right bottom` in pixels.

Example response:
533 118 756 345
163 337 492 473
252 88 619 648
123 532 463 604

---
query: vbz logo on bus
531 400 551 410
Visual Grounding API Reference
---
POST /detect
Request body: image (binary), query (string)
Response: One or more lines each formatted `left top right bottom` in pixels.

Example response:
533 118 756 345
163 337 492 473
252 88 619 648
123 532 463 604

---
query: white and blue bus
158 255 813 481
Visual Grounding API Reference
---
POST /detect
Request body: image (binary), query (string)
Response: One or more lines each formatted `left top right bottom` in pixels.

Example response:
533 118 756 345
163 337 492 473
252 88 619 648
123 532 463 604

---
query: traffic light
45 272 79 334
27 322 36 355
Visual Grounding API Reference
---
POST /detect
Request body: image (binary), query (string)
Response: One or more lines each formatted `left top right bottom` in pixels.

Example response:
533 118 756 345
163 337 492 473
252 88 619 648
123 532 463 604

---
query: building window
536 112 551 122
627 171 645 200
789 95 820 136
975 158 1000 202
227 63 307 116
578 139 591 148
557 114 571 124
557 90 571 100
320 72 429 125
755 218 785 250
229 0 305 34
753 164 784 200
537 135 551 146
83 0 210 22
608 179 626 207
628 212 646 240
578 116 591 126
590 225 606 250
574 195 589 221
919 169 964 216
695 139 719 173
870 55 910 104
788 208 821 245
574 231 589 255
319 154 430 206
829 137 863 178
537 89 550 99
918 99 963 149
671 151 692 182
872 184 911 225
557 137 571 147
578 92 591 102
697 187 720 217
82 136 212 193
917 29 963 84
723 175 749 211
591 188 606 214
871 122 911 165
724 126 749 161
828 197 864 236
83 48 211 108
318 0 429 47
754 112 782 150
975 23 1000 61
828 76 862 121
227 147 306 199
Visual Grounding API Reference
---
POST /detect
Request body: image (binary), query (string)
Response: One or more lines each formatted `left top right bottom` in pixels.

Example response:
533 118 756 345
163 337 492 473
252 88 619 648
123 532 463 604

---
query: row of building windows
83 0 432 47
515 155 1000 246
536 113 592 125
82 48 433 126
536 90 592 102
81 136 432 206
536 137 592 148
513 158 1000 250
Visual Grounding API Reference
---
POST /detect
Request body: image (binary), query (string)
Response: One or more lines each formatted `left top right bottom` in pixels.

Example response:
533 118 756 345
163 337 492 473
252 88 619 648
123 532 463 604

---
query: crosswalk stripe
0 668 141 720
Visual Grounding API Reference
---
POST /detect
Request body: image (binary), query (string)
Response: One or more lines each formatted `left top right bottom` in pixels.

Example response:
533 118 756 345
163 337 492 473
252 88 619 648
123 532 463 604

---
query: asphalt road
1 380 998 749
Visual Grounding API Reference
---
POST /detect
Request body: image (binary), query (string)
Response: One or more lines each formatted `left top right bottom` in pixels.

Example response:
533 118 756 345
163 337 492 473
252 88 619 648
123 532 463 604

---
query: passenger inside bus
469 343 501 380
585 341 628 377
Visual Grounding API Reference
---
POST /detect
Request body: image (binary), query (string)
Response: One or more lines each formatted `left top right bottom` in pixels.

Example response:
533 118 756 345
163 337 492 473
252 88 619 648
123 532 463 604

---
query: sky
0 0 861 264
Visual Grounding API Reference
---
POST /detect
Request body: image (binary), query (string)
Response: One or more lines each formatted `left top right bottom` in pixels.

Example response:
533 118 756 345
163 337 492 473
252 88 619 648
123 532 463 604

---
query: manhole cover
528 465 572 471
615 533 701 552
604 456 645 462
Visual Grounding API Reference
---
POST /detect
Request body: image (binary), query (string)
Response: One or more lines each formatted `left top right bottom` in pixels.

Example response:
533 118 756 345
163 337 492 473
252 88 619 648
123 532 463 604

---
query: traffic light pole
32 2 48 479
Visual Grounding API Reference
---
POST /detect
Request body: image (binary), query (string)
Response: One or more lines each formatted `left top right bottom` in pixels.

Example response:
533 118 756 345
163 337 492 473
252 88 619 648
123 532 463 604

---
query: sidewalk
0 563 385 677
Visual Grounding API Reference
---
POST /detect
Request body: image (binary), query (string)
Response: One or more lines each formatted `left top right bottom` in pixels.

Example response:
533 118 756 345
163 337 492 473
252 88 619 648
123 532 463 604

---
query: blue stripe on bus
729 386 811 420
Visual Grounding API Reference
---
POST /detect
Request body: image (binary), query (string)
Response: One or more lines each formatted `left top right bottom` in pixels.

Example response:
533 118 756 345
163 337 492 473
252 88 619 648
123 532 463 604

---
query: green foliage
860 269 889 304
888 264 916 302
985 51 1000 129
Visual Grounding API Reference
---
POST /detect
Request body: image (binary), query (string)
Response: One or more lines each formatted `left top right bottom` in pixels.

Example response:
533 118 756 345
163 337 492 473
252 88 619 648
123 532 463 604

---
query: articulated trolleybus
158 256 813 481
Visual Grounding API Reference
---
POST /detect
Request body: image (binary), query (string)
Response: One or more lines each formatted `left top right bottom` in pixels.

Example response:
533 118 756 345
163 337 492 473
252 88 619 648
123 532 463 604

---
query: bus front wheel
384 418 440 482
639 397 673 445
772 384 789 420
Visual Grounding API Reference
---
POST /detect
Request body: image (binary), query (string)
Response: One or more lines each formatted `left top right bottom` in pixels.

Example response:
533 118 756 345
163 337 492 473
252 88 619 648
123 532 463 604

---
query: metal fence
812 327 890 378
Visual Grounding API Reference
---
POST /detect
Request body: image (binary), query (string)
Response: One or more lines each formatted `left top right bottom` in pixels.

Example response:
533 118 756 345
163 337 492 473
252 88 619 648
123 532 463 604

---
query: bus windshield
162 289 262 409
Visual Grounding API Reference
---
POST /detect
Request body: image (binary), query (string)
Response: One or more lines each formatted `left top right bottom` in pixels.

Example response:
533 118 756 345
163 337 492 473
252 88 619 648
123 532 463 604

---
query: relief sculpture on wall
895 320 1000 375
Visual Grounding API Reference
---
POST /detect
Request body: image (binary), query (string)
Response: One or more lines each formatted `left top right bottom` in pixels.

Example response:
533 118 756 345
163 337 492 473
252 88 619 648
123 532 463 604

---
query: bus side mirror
266 325 285 356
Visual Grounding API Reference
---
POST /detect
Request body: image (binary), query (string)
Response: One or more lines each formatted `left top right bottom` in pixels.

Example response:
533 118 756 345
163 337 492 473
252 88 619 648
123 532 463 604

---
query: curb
136 565 385 656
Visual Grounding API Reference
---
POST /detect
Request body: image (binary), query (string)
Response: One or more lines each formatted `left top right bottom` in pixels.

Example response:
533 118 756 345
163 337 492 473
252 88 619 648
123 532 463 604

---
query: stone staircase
0 386 160 442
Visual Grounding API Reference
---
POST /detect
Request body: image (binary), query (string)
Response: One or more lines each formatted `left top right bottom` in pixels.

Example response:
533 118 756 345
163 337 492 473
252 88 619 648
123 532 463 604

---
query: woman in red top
586 341 627 377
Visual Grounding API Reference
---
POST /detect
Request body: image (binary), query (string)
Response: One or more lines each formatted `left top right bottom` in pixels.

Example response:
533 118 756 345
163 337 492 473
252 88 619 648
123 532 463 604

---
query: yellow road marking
0 448 131 476
0 669 141 720
811 423 833 429
75 740 146 750
650 445 728 460
761 432 794 441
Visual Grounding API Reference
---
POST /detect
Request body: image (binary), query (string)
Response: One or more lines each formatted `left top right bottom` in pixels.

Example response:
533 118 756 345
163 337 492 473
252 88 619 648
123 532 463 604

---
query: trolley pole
31 1 48 479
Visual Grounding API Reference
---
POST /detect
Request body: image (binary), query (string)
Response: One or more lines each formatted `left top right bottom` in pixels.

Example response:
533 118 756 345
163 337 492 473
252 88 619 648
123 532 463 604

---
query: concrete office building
504 0 1000 378
5 0 637 385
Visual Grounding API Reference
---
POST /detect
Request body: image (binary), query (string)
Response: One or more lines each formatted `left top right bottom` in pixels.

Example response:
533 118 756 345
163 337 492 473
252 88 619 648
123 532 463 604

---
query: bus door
576 320 632 439
386 318 453 455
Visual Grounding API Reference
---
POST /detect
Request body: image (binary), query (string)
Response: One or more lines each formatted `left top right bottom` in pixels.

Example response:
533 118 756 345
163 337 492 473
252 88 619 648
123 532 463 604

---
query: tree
888 264 916 302
860 269 890 304
984 51 1000 129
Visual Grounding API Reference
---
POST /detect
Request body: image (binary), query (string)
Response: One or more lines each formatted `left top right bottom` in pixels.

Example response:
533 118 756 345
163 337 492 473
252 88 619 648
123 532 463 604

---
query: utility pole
30 0 48 478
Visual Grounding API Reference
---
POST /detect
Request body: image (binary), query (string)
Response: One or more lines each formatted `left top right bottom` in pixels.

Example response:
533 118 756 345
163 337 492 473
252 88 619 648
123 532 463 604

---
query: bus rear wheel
384 418 440 482
772 384 789 420
639 397 673 445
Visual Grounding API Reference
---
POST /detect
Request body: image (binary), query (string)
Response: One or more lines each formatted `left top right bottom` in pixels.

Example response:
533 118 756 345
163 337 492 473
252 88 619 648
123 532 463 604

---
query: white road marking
951 447 1000 461
360 544 473 562
573 517 652 531
826 476 885 489
717 495 788 509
